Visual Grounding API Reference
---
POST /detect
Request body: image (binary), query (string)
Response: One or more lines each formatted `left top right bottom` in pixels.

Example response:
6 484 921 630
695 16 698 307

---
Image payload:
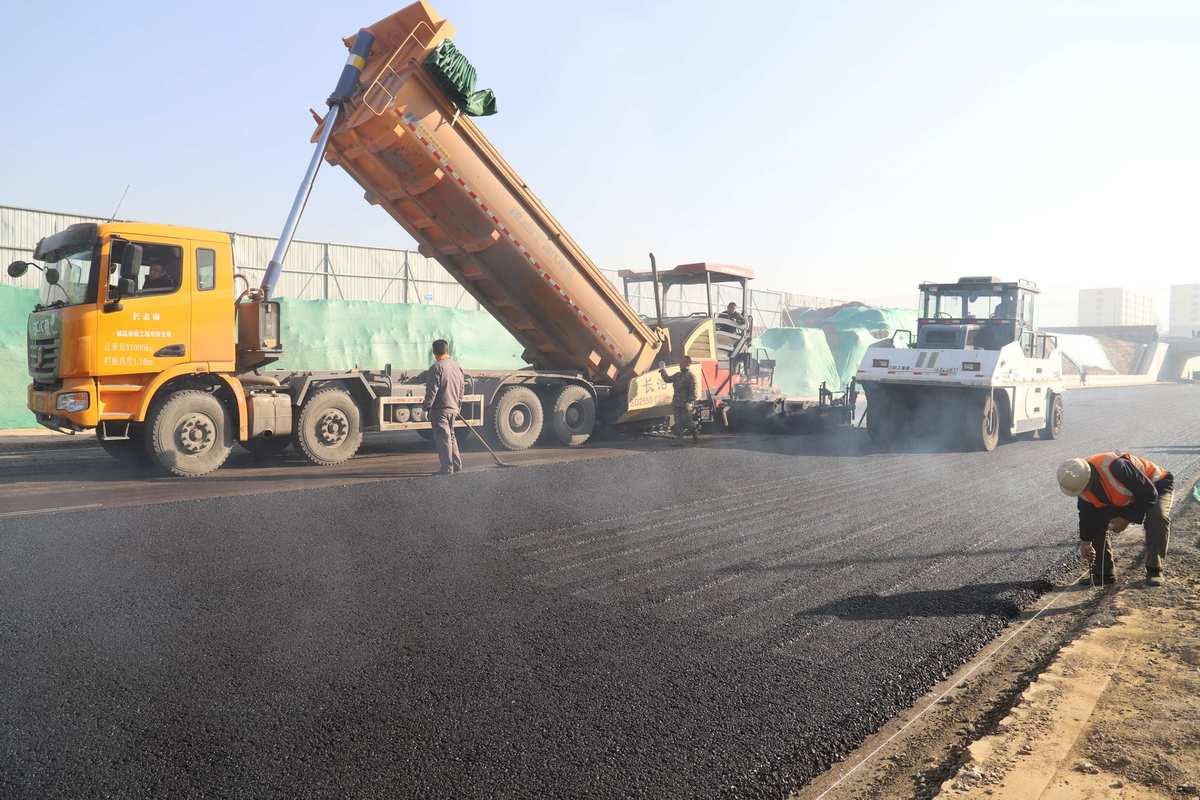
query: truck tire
548 384 595 446
963 391 1000 452
241 435 291 461
96 424 150 468
1041 393 1064 439
145 390 234 477
490 385 543 450
295 386 363 466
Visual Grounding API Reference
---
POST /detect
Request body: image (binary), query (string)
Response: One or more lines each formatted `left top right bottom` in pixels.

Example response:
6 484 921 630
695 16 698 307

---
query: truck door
97 237 192 377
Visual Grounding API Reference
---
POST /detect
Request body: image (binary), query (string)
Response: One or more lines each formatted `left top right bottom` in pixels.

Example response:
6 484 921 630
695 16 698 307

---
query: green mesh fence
0 287 525 429
0 285 38 428
272 297 523 371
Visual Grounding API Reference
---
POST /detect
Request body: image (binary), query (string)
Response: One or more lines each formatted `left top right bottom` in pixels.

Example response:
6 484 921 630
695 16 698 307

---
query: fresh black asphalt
2 385 1198 799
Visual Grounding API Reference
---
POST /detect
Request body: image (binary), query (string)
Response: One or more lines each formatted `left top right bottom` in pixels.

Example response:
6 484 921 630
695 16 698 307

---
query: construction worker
659 355 699 443
423 339 465 475
720 301 745 326
1057 452 1173 587
141 262 175 292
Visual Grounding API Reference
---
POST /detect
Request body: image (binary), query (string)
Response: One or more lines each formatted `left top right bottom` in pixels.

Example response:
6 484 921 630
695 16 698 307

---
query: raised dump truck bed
322 1 663 391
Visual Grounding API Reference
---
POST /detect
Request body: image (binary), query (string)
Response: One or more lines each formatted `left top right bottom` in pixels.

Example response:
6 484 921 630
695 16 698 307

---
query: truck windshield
41 244 99 307
923 288 1017 320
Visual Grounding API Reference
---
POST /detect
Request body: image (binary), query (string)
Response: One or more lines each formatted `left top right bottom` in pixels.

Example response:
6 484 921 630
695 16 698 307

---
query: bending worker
659 356 699 443
1057 452 1173 587
423 339 465 475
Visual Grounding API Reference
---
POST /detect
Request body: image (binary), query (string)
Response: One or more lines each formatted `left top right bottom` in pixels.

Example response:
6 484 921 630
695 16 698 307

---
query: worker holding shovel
423 339 465 475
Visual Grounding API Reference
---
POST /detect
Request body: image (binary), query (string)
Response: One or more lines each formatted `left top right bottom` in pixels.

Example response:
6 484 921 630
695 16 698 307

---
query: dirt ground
795 497 1200 800
938 504 1200 799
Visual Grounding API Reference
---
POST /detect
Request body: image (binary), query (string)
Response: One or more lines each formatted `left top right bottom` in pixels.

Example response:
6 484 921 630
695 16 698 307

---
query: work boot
1146 571 1165 587
1077 573 1115 587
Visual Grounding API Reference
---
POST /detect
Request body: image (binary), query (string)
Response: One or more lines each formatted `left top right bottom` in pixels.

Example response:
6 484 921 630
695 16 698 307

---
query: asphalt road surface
2 385 1198 799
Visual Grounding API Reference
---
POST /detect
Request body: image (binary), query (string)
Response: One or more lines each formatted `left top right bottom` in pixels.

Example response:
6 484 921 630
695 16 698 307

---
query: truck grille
28 337 59 380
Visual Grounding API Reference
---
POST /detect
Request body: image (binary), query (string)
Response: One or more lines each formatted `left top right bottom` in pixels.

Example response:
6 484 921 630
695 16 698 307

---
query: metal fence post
323 243 330 300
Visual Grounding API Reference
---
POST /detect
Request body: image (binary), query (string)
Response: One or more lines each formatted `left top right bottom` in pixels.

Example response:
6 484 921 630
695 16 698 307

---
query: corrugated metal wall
0 205 843 327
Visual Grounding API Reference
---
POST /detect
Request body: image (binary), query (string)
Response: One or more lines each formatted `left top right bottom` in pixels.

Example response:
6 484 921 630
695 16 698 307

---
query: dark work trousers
672 402 694 440
1085 490 1173 580
430 408 463 473
1144 491 1172 575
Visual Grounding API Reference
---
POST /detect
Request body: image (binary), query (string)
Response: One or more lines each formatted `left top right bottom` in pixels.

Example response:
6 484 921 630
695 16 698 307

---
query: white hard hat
1057 458 1091 496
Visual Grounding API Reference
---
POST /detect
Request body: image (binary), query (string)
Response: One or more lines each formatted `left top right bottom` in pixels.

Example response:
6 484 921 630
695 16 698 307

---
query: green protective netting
759 304 919 398
0 288 525 429
0 285 38 428
272 298 523 372
425 40 497 117
1053 333 1115 372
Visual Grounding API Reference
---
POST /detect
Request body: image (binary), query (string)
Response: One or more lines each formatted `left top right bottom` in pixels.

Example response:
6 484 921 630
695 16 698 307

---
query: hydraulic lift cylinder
260 30 376 298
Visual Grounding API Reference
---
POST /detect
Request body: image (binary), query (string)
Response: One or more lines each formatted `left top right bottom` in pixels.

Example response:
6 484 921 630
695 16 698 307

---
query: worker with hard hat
1057 452 1173 587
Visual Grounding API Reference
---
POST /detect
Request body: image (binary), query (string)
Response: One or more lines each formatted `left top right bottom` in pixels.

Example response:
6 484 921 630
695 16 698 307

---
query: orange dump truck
15 0 723 476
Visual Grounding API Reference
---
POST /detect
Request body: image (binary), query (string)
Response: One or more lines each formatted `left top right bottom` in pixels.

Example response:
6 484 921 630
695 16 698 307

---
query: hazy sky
3 0 1198 324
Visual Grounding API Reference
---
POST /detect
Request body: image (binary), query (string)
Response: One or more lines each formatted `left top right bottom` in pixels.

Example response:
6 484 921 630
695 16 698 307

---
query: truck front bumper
28 378 99 432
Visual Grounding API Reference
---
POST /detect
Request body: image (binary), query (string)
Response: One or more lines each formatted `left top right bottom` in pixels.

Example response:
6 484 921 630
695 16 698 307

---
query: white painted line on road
0 503 103 519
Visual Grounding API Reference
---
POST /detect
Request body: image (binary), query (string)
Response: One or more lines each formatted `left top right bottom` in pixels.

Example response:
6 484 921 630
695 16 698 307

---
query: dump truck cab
856 276 1064 451
17 221 237 436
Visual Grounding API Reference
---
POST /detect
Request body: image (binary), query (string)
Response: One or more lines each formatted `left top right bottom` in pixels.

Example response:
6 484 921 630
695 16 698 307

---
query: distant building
1077 288 1154 327
1169 284 1200 338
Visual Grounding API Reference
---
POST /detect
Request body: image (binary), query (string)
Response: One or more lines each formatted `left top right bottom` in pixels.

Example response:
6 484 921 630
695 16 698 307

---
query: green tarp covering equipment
758 304 919 398
425 40 497 117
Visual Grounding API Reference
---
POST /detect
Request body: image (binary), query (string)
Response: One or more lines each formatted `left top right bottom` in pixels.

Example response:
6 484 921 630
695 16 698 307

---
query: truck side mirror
45 267 60 286
119 244 143 283
6 260 29 278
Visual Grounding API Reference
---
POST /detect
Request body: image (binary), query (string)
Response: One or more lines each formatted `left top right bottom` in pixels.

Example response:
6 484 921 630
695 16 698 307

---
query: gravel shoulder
938 495 1200 799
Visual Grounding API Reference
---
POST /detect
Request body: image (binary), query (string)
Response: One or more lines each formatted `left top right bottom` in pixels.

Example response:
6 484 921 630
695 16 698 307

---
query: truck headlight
961 361 981 372
56 392 89 412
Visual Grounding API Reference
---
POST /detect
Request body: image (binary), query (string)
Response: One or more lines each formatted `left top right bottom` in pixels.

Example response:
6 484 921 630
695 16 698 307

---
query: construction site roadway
2 384 1198 799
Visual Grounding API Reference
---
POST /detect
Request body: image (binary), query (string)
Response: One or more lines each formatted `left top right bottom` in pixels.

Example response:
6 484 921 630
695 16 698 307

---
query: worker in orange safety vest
1057 452 1173 587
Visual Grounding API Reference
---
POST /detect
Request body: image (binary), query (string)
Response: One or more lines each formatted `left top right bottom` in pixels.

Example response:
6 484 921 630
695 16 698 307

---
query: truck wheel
963 391 1000 452
295 386 363 466
1041 394 1064 439
549 384 595 446
241 436 291 461
96 424 150 468
490 385 543 450
145 390 234 477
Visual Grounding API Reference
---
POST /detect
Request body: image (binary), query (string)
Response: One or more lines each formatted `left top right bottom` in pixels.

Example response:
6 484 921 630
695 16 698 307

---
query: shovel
456 412 516 468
